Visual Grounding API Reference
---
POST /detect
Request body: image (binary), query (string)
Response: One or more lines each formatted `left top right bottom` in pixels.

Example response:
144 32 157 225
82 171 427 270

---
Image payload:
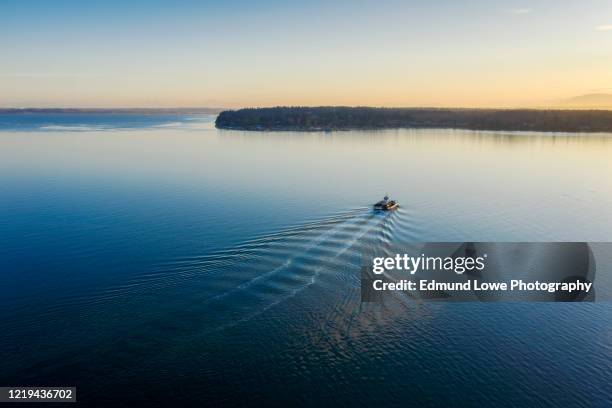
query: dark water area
0 113 611 406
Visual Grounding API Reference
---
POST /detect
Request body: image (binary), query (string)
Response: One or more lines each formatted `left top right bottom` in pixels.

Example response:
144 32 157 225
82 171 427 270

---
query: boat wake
171 207 404 333
32 206 416 339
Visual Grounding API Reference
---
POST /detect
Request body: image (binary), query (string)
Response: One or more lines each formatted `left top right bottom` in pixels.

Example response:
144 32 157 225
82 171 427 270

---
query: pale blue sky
1 0 611 107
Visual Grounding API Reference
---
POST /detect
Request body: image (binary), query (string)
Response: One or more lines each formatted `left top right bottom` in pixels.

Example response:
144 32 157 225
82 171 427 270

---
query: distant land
561 93 612 109
215 107 612 133
0 107 223 114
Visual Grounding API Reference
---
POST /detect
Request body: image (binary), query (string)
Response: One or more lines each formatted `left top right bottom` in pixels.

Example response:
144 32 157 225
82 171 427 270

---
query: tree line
215 106 612 132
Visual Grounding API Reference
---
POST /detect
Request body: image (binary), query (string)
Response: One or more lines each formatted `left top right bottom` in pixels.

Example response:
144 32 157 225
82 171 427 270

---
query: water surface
0 113 610 406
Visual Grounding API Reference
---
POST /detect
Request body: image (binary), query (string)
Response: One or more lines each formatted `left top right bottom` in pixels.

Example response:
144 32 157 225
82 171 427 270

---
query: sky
1 0 612 108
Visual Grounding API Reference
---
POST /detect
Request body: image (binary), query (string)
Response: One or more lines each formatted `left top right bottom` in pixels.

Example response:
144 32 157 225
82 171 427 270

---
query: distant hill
562 94 612 109
215 106 612 133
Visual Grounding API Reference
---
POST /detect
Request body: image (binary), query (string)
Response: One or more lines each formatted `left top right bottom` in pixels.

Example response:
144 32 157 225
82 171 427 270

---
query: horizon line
2 105 612 112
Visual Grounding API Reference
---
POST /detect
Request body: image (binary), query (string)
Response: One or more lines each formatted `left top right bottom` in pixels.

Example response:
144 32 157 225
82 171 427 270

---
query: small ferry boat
374 195 399 211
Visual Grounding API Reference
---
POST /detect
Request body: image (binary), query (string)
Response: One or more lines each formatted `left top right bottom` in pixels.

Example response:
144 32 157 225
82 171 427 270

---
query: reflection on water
0 114 611 406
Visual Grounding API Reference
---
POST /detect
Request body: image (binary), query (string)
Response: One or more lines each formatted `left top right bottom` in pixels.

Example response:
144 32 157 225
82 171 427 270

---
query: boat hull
374 201 399 211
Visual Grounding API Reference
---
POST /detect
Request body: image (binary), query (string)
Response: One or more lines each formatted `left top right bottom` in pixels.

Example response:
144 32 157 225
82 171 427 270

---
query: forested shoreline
215 107 612 132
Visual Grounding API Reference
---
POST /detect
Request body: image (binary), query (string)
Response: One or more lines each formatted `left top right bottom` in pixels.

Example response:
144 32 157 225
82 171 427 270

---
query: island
215 107 612 133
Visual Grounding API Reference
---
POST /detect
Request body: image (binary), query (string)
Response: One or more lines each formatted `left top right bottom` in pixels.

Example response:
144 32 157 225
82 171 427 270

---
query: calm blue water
0 113 610 406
